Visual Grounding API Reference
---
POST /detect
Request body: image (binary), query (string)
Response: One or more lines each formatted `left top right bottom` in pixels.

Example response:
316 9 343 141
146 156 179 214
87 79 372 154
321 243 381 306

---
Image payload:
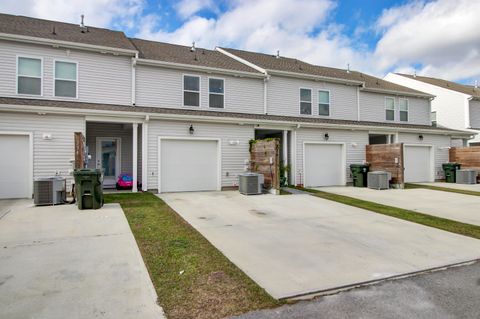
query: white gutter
360 87 434 99
135 58 266 79
0 103 472 138
267 69 364 86
0 32 138 56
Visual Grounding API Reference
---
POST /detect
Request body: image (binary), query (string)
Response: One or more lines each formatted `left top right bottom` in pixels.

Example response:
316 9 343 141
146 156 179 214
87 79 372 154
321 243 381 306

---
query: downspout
131 52 138 106
263 73 270 114
356 85 361 121
466 96 473 128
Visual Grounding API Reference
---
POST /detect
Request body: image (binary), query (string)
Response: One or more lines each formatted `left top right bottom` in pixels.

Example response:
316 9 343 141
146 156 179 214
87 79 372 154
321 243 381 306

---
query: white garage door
0 134 30 199
304 143 344 187
404 145 433 183
159 139 219 193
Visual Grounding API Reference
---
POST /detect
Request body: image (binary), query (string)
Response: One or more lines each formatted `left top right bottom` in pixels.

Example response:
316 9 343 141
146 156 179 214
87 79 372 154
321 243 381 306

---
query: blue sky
1 0 479 83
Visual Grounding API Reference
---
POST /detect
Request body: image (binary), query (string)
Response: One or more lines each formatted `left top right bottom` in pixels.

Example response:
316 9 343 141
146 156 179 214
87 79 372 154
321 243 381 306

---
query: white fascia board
0 103 471 137
0 32 138 56
266 69 364 86
215 47 268 74
135 58 266 79
360 87 434 99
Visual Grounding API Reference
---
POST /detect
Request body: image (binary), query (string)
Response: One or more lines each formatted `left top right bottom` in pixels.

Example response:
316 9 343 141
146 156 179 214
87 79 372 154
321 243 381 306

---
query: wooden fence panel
74 132 85 169
366 143 404 185
449 146 480 171
250 139 280 190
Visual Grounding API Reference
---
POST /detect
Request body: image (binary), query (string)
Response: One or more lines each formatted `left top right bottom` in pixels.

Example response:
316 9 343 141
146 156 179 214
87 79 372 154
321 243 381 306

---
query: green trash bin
73 169 104 209
442 163 461 183
350 164 370 187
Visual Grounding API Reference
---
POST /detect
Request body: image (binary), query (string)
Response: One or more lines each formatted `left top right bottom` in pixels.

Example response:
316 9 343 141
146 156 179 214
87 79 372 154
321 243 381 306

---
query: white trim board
157 136 222 193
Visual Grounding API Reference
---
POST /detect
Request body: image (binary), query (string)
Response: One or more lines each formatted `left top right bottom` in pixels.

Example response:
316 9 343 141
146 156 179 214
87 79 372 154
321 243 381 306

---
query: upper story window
431 111 437 126
318 90 330 116
183 75 200 107
385 97 395 121
300 88 312 115
399 98 408 122
55 61 78 98
17 56 42 95
209 78 224 108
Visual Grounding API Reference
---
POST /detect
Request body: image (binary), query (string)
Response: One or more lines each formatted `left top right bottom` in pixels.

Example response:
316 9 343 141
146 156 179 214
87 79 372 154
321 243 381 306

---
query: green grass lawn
294 187 480 240
405 183 480 197
105 192 280 319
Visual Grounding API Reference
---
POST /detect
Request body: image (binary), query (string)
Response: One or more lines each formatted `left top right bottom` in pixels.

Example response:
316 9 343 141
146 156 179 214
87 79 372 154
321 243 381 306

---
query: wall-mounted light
42 133 52 140
229 140 240 145
189 124 195 135
324 133 329 141
351 142 357 148
418 134 424 141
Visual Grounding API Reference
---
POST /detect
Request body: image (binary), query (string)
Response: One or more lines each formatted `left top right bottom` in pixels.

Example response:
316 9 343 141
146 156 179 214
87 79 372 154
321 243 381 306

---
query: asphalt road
232 261 480 319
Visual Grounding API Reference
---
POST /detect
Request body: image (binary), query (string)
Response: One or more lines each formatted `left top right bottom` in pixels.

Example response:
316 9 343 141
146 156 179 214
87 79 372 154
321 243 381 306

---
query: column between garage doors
157 137 222 193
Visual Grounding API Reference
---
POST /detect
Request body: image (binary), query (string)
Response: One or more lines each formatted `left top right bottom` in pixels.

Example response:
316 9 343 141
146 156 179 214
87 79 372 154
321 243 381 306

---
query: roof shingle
0 13 136 51
396 73 480 99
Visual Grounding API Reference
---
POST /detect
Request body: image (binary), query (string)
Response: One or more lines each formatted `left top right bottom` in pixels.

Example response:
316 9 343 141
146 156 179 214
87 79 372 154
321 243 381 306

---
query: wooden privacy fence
366 143 404 185
449 146 480 180
74 132 86 169
249 139 280 190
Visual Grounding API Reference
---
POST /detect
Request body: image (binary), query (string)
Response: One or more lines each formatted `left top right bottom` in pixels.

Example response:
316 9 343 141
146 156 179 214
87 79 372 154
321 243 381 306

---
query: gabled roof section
0 13 136 51
221 47 432 97
131 39 261 74
396 73 480 99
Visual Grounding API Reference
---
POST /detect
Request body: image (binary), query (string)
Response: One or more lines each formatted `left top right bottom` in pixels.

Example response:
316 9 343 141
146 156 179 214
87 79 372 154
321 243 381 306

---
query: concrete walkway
159 191 480 300
321 187 480 226
232 260 480 319
0 200 164 319
415 182 480 192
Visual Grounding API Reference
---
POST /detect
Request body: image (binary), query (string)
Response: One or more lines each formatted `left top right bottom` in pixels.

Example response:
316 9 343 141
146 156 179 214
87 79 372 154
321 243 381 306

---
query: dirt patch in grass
405 183 480 197
295 187 480 240
105 192 280 319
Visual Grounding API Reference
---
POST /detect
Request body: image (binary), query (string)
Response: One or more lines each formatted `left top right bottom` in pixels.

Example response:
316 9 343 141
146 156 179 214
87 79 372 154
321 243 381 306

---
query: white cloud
0 0 144 30
174 0 217 20
375 0 480 81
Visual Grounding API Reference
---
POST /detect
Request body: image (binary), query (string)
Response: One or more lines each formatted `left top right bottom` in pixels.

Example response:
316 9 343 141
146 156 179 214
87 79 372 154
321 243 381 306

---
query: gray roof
0 13 136 51
130 38 260 73
396 73 480 99
0 97 468 134
221 48 432 97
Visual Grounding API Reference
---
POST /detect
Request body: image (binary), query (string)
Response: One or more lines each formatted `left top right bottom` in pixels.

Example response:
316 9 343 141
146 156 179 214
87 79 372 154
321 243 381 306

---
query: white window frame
399 98 409 122
318 89 331 117
182 74 201 108
385 96 395 121
299 87 313 115
16 55 43 96
53 59 79 99
208 77 226 109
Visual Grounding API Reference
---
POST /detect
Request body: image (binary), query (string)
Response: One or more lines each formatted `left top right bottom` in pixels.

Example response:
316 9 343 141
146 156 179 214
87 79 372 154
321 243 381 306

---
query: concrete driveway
0 200 164 319
159 191 480 300
321 187 480 226
416 182 480 192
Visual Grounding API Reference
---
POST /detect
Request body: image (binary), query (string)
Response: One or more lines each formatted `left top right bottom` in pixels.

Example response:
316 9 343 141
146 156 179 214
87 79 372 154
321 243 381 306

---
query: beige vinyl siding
135 65 264 114
147 120 254 190
267 76 358 119
398 132 451 180
360 92 431 125
85 122 142 183
0 111 85 191
295 128 369 185
469 100 480 129
0 40 132 105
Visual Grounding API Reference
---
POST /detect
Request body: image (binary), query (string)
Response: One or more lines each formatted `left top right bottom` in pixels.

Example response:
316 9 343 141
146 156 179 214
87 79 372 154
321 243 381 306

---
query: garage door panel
0 135 30 199
305 143 344 187
404 146 432 183
160 139 218 192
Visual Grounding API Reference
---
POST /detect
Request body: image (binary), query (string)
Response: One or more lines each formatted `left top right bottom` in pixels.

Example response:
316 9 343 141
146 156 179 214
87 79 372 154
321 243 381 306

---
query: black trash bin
442 163 461 183
350 164 370 187
73 169 104 209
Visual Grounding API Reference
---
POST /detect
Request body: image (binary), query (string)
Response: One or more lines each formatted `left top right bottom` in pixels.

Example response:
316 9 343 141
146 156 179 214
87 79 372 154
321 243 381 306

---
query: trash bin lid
73 168 102 175
350 163 370 168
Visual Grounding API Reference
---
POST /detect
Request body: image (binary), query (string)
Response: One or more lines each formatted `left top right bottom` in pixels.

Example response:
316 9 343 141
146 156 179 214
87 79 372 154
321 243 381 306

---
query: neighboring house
385 73 480 146
0 13 471 199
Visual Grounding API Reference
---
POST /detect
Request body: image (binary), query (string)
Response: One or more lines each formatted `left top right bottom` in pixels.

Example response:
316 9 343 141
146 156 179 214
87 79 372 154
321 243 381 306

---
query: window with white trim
17 57 42 95
431 111 437 126
318 90 330 116
55 61 77 98
209 78 224 108
385 97 395 121
399 98 408 122
300 88 312 115
183 75 200 107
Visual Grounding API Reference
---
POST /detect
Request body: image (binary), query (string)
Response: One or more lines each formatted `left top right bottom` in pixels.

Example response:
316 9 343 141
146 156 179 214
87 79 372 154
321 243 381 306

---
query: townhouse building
0 13 471 199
